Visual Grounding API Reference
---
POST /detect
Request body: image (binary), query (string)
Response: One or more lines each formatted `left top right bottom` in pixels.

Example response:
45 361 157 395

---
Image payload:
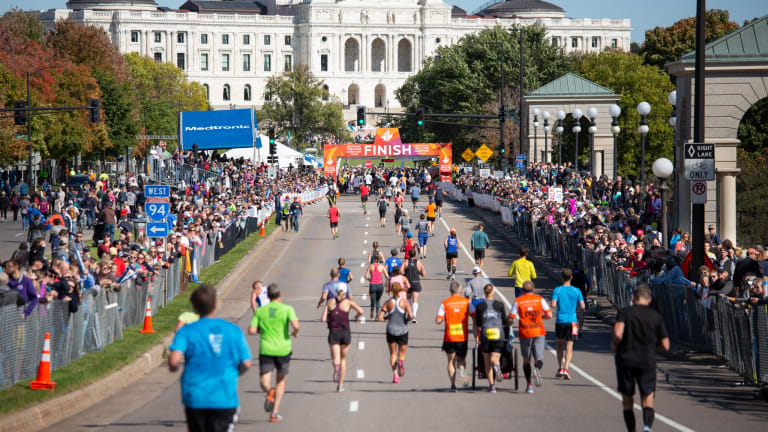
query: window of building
201 33 208 44
222 34 229 45
201 53 209 71
223 84 230 101
551 37 558 46
284 35 291 46
264 35 271 45
243 34 250 45
284 54 292 71
244 84 251 101
154 32 162 43
592 37 598 48
177 32 185 44
611 38 618 48
320 54 328 72
177 53 185 70
322 84 329 101
131 31 139 43
571 37 578 48
222 53 230 71
202 84 209 100
243 54 251 72
264 90 271 101
153 52 162 62
264 54 271 72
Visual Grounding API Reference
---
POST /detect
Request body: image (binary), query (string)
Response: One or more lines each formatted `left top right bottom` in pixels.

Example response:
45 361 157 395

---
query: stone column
144 30 150 56
168 31 174 64
718 169 739 244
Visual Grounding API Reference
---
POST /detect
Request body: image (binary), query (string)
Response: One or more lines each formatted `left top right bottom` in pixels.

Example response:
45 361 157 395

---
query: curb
0 222 282 432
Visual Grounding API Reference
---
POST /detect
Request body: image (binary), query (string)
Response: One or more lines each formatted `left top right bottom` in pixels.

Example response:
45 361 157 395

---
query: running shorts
427 216 436 222
379 209 386 218
480 340 506 354
418 233 429 247
361 195 368 203
330 221 338 228
259 353 291 376
386 332 409 346
445 252 458 259
442 341 468 357
408 282 422 293
435 199 443 206
185 407 238 432
519 335 546 360
411 197 419 202
555 323 578 341
616 362 656 397
473 249 485 260
328 328 351 346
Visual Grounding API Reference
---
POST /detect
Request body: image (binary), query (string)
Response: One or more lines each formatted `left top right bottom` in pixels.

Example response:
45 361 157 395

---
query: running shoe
397 360 405 377
264 388 276 413
392 374 400 383
642 427 651 432
488 385 497 393
493 364 503 383
411 318 418 324
450 385 457 393
269 413 283 423
450 274 455 280
556 368 564 378
562 369 571 380
525 384 534 394
457 367 469 387
337 385 344 393
333 364 340 383
533 366 542 387
446 274 452 280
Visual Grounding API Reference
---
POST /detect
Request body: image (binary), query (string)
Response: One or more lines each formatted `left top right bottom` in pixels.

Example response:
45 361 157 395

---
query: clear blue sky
3 0 766 43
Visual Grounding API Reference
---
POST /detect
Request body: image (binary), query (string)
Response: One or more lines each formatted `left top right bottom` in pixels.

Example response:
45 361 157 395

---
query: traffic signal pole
691 0 706 280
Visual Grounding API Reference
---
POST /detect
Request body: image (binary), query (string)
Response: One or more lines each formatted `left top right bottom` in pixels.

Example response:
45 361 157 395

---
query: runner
399 209 412 248
360 183 370 215
400 248 426 323
365 254 389 318
385 248 402 275
510 280 552 394
337 258 353 293
403 231 418 260
436 280 471 392
367 241 385 266
327 202 341 239
471 283 509 393
426 199 437 236
465 266 491 304
508 247 537 298
326 185 337 207
409 182 420 211
377 195 388 228
377 282 414 384
444 228 461 280
470 224 491 268
169 285 252 432
416 214 430 258
321 283 364 393
384 184 393 204
248 284 300 423
316 268 348 310
250 280 269 312
387 266 410 298
394 203 403 235
552 268 585 380
612 283 669 432
434 183 444 218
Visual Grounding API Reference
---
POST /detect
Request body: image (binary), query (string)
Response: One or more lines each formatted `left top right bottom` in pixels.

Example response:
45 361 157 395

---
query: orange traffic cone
139 298 156 334
259 224 265 237
30 332 56 390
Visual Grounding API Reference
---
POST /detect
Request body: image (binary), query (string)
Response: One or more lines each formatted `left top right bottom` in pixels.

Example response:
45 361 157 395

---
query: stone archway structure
524 73 621 178
666 16 768 244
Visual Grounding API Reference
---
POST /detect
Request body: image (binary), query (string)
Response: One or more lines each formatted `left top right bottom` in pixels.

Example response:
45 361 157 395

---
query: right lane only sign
684 143 715 181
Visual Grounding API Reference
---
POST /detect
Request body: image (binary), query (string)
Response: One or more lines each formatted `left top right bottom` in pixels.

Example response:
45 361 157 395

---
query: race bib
485 328 501 340
449 324 463 336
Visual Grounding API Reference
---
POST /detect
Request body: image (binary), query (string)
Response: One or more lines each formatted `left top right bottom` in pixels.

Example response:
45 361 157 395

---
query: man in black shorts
435 281 471 391
471 284 509 393
612 283 669 432
434 184 444 217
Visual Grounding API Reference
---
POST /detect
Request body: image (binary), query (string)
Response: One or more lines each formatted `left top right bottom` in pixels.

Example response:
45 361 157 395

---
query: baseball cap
450 227 456 234
407 231 413 238
336 283 348 294
472 266 482 274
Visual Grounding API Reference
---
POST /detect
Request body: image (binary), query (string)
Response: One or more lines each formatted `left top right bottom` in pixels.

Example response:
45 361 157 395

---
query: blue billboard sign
179 108 257 150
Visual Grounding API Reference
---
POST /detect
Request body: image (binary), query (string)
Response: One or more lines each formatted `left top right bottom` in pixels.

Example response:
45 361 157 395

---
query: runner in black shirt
612 283 669 432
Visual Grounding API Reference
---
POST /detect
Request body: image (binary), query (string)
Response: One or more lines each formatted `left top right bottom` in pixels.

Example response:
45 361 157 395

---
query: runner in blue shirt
169 284 252 432
385 248 402 274
551 269 585 380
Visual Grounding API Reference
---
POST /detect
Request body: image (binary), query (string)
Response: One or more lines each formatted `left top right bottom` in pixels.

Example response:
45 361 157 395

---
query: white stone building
39 0 631 121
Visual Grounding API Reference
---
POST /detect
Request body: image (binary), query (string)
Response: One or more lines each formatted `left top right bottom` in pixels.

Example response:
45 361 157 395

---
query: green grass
0 218 277 416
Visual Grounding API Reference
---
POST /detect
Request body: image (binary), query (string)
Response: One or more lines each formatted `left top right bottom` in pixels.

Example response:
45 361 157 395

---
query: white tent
223 135 307 168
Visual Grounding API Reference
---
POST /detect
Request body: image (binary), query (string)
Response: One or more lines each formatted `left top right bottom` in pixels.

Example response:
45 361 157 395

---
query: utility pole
691 0 706 279
499 42 507 171
519 27 524 166
27 72 33 191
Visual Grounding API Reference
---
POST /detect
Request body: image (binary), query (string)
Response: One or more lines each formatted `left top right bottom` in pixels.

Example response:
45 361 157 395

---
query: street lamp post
652 158 674 249
532 108 539 164
556 110 566 166
572 108 583 170
637 101 651 188
542 111 551 164
609 104 621 178
587 107 598 177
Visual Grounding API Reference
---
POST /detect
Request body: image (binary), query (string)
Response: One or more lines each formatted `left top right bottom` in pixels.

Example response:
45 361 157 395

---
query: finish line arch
323 128 452 181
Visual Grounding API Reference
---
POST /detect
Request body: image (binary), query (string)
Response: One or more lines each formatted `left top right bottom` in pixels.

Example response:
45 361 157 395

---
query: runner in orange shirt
426 199 437 236
510 280 552 394
435 281 471 392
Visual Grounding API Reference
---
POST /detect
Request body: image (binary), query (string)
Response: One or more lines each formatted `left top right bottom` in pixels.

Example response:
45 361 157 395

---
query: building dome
475 0 565 19
66 0 158 11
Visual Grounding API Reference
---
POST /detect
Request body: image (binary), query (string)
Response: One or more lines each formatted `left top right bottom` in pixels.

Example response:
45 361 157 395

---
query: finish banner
323 128 452 181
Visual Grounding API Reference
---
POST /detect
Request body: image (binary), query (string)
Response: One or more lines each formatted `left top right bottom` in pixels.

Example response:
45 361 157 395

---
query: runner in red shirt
327 204 341 239
360 185 370 215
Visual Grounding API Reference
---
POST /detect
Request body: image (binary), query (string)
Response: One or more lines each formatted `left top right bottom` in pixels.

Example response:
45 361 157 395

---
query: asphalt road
44 196 767 432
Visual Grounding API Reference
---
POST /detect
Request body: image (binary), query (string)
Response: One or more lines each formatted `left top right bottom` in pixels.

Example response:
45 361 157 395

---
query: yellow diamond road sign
461 148 475 162
475 144 493 162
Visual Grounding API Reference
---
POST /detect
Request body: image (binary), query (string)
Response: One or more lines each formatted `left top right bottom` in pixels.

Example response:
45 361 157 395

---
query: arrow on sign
149 225 165 234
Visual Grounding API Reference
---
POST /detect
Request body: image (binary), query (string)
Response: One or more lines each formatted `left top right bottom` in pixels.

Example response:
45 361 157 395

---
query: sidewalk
0 219 95 261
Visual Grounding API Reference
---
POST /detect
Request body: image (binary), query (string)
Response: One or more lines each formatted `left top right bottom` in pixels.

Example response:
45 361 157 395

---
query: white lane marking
365 232 368 235
365 224 369 227
359 276 366 284
358 341 365 350
361 293 368 300
349 401 359 412
356 369 365 379
367 217 370 221
363 239 368 244
360 262 366 268
440 205 695 432
359 316 366 324
15 232 23 237
362 250 367 255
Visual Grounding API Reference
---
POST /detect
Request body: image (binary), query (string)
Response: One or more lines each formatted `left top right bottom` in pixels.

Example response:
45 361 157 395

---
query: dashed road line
356 369 365 379
358 341 365 350
349 401 359 412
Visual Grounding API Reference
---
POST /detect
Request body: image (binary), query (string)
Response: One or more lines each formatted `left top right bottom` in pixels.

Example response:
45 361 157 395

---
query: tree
577 51 675 180
258 64 348 148
640 9 739 69
0 8 44 45
735 97 768 245
47 19 128 82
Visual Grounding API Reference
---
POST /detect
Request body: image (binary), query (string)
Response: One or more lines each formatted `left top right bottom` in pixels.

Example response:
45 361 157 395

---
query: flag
117 266 137 284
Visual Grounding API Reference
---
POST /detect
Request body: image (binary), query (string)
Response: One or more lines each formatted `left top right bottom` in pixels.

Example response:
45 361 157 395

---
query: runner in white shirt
250 280 269 312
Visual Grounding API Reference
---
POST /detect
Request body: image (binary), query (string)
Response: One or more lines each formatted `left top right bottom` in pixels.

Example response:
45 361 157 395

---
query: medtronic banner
179 109 256 150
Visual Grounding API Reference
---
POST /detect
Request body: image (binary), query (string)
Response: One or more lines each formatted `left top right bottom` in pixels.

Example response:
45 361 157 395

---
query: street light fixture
572 108 583 170
668 90 677 128
542 111 551 167
609 104 621 178
586 107 598 177
637 101 651 188
652 157 674 248
532 107 540 164
556 110 566 167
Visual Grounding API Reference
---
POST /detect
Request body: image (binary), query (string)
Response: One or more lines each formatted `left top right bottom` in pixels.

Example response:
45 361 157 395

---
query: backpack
378 200 387 212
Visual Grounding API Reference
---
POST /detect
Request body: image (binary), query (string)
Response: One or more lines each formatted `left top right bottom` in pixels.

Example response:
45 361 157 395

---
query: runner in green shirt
470 224 491 268
248 284 299 423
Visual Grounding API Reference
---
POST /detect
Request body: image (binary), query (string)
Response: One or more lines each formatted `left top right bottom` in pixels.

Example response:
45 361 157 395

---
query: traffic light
500 146 506 155
89 98 101 123
13 101 26 126
356 106 366 126
268 128 276 155
415 107 424 126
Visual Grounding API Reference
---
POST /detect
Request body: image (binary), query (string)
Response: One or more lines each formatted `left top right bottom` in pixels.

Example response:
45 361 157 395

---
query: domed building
39 0 631 114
